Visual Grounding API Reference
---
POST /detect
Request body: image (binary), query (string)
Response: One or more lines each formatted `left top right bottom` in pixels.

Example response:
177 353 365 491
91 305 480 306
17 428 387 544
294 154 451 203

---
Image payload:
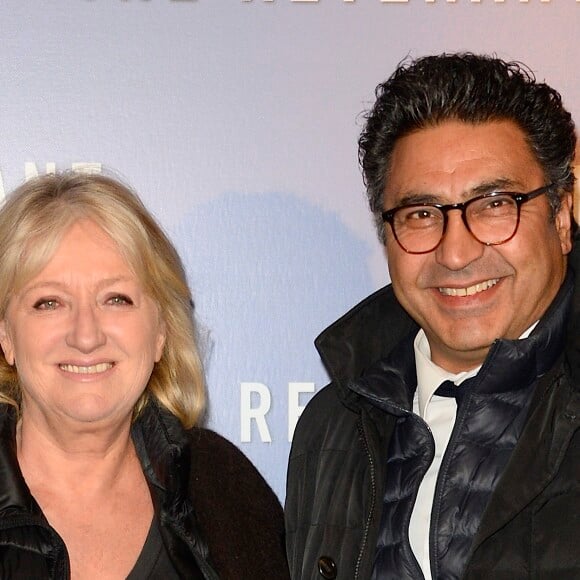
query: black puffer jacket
286 263 580 579
0 402 289 579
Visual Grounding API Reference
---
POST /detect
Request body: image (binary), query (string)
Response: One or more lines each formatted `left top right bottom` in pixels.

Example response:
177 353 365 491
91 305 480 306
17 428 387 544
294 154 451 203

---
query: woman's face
0 219 166 431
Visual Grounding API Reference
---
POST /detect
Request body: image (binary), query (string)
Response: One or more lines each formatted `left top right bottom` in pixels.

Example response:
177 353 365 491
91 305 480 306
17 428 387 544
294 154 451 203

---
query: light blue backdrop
1 0 579 499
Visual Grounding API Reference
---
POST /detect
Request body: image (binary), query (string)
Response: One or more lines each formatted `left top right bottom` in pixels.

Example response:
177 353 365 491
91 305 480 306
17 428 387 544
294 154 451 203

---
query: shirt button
318 556 337 579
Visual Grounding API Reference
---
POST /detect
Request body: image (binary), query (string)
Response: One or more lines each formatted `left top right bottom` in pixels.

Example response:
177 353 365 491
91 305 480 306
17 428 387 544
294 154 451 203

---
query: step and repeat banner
1 0 579 499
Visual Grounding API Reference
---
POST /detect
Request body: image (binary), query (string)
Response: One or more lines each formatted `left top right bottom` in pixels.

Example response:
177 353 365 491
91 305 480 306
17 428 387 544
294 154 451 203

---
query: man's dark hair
359 53 577 241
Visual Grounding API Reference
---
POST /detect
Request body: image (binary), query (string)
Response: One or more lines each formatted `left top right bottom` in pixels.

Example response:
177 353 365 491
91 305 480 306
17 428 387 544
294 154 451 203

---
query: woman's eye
33 299 59 311
107 295 133 306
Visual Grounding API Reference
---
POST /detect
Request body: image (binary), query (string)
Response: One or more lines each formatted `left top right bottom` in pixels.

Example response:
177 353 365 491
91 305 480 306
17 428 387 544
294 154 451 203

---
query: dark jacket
286 260 580 579
0 402 289 580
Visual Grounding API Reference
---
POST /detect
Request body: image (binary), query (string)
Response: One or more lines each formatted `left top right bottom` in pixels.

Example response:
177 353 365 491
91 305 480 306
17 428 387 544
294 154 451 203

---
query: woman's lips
59 362 114 374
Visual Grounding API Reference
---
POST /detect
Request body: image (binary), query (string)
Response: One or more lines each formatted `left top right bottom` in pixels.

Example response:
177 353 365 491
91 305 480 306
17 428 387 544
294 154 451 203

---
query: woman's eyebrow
20 276 136 296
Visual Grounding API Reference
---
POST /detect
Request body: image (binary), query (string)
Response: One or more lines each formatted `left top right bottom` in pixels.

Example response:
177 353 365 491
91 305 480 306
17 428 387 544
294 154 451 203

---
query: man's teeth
59 363 113 374
439 278 499 297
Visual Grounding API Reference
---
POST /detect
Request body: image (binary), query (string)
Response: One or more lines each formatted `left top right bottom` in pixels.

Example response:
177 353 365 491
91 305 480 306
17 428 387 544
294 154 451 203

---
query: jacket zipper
354 417 376 580
428 393 470 579
355 394 434 580
406 411 435 580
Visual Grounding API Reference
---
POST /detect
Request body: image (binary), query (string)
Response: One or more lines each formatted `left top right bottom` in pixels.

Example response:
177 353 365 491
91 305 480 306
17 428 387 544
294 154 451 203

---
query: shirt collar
413 330 479 419
413 320 540 419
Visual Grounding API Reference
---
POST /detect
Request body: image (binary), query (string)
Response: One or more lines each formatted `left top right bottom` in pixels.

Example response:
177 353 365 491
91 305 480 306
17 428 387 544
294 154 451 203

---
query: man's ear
555 191 574 255
0 320 15 366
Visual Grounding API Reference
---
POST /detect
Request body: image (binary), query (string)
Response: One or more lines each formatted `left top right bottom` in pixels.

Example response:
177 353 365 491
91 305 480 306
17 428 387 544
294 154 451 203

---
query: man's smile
438 278 500 297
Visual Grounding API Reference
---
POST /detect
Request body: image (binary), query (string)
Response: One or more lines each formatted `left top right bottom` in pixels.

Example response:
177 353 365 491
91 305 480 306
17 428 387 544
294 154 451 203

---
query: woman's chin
53 397 133 429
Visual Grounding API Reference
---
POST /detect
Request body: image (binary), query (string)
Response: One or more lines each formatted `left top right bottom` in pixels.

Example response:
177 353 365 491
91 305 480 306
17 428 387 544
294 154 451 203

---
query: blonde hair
0 172 206 428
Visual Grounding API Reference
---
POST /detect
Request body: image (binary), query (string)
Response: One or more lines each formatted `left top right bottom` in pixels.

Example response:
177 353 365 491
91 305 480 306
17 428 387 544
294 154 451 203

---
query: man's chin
427 328 499 372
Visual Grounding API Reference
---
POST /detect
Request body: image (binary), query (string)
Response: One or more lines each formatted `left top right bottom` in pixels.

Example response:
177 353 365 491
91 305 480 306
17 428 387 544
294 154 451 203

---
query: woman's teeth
59 363 113 374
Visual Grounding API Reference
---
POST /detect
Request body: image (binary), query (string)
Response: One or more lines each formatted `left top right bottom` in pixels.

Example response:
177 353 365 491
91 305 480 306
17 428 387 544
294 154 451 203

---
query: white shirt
409 330 479 580
409 324 538 579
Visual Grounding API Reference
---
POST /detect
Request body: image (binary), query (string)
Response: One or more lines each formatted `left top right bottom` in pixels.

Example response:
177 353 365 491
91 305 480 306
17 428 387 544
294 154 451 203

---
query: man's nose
65 304 106 353
435 210 484 270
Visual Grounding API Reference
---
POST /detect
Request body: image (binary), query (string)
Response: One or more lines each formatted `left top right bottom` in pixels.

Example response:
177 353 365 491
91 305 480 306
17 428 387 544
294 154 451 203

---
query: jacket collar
314 285 417 387
132 404 216 576
0 405 40 516
472 271 572 394
131 402 192 505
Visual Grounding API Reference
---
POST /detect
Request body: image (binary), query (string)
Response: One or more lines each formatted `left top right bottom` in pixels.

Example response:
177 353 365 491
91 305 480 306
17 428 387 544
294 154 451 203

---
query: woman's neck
16 411 140 497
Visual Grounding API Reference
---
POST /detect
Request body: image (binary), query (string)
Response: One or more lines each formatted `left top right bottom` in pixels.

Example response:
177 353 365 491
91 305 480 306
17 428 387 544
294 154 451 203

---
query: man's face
384 119 573 373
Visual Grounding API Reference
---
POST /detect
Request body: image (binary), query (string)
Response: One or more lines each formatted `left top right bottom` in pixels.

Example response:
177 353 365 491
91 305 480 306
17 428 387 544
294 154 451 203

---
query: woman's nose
65 304 106 353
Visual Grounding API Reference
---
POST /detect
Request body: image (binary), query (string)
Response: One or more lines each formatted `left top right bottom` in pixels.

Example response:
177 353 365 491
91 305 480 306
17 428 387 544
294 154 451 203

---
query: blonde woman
0 172 288 579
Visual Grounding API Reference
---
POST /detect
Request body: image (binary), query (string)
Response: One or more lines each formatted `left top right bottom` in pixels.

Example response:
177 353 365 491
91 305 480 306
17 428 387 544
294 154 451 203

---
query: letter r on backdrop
240 382 272 443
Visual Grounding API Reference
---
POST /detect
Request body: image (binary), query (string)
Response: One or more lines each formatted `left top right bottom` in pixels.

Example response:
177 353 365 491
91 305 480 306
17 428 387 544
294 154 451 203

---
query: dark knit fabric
187 428 289 580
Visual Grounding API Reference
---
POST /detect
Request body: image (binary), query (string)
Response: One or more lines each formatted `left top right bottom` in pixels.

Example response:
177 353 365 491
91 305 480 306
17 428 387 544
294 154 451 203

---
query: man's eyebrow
390 179 526 207
391 192 441 207
469 179 523 196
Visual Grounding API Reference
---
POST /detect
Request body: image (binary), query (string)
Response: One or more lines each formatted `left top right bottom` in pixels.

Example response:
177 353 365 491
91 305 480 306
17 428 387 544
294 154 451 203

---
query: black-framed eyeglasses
381 184 553 254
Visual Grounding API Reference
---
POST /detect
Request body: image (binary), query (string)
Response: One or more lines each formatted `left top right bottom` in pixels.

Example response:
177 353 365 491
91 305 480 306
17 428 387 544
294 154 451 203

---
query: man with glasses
286 53 580 579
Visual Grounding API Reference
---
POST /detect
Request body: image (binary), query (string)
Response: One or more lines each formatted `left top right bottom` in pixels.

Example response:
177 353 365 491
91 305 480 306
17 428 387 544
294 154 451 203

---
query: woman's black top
126 517 200 579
